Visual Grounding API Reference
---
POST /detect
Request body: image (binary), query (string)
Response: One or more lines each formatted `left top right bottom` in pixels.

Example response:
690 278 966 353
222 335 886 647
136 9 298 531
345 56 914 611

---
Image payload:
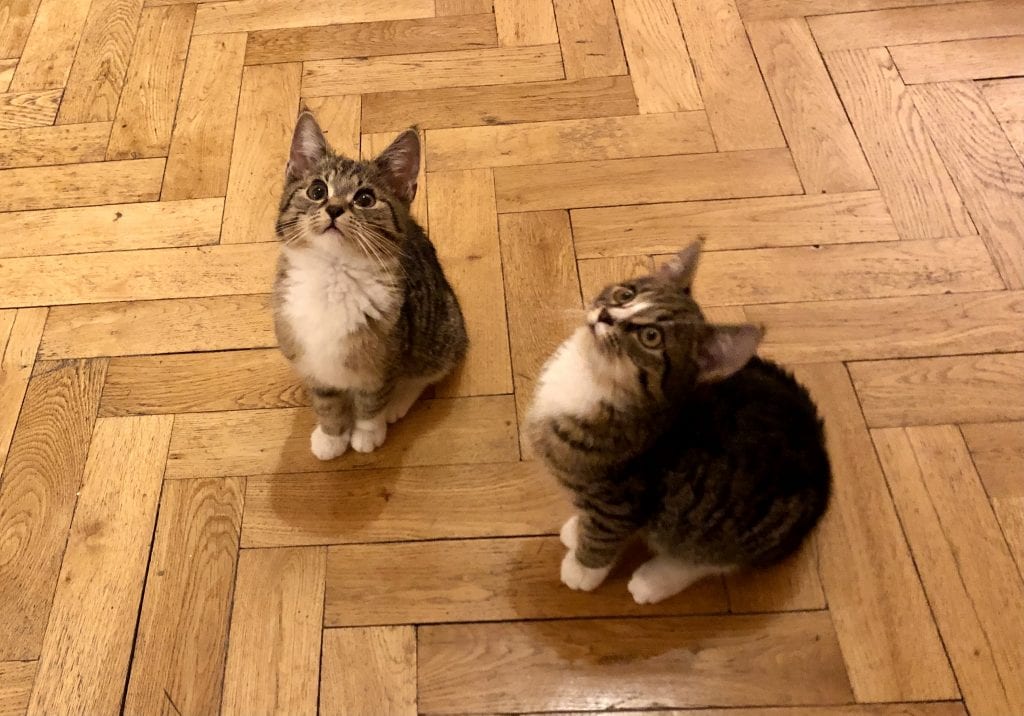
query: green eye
611 286 635 304
639 326 663 349
307 180 327 201
353 188 376 208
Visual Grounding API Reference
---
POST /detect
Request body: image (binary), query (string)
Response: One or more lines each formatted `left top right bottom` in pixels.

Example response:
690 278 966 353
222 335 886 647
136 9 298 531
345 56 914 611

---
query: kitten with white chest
274 112 468 460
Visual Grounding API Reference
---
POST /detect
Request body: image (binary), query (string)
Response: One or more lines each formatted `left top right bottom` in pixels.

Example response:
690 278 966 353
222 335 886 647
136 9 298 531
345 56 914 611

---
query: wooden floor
1 0 1024 714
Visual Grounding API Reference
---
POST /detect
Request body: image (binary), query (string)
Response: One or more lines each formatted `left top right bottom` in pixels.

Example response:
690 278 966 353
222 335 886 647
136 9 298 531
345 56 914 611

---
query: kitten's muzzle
325 203 345 219
596 308 614 325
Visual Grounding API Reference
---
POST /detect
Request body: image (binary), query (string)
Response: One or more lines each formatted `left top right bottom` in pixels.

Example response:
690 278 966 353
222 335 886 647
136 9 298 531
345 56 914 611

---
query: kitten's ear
657 241 701 290
287 111 328 181
374 129 420 203
697 324 764 382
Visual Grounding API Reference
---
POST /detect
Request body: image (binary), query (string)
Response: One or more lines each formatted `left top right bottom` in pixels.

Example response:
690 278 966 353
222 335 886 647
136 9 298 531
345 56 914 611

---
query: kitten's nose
597 308 614 325
325 204 344 219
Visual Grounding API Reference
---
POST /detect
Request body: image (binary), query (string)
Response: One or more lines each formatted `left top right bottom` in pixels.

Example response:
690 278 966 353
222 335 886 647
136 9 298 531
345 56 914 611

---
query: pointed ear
373 129 420 203
697 324 764 382
287 111 328 181
657 241 702 290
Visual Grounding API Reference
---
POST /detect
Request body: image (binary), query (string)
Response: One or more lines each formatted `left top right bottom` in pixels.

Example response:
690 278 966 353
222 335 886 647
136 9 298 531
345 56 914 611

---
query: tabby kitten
274 112 468 460
527 242 831 604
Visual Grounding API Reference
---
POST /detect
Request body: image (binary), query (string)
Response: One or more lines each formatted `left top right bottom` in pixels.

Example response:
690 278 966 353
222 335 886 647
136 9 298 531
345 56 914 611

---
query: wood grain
0 59 15 93
124 477 244 716
0 359 107 661
193 0 434 34
27 415 172 715
892 36 1024 85
418 612 853 712
161 32 247 201
0 88 63 129
8 0 91 91
320 627 416 716
0 121 110 170
0 0 43 57
824 48 975 240
725 539 826 612
0 157 164 212
0 308 46 475
980 77 1024 122
436 0 493 13
305 95 360 158
165 395 519 478
0 661 36 716
494 0 557 46
221 547 325 716
552 0 627 78
739 0 995 19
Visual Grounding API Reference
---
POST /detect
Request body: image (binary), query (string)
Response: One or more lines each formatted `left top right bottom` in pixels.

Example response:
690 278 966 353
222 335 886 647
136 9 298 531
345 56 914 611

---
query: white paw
628 570 674 605
627 559 705 605
350 418 387 453
559 515 579 550
560 551 610 592
310 425 350 461
384 397 414 424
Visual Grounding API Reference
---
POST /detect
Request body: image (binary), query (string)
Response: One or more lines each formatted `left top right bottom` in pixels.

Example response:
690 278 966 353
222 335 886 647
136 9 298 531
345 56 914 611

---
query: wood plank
161 32 247 201
0 359 107 661
0 198 222 258
8 0 90 91
0 242 276 308
498 211 581 456
194 0 434 34
674 0 784 150
493 148 801 211
302 45 563 97
494 0 556 46
361 129 427 228
106 5 195 160
739 0 990 19
613 0 702 112
320 627 416 716
124 477 244 716
436 0 493 13
577 255 654 300
792 363 957 702
418 612 853 712
0 59 15 93
824 48 975 240
873 425 1024 713
100 348 300 416
361 76 638 132
748 290 1024 365
27 416 172 715
221 547 325 716
747 18 875 193
56 0 144 124
0 0 43 57
0 88 61 129
165 395 520 478
553 0 627 79
246 14 497 64
39 294 276 359
0 308 45 475
571 191 898 257
242 461 564 547
892 36 1024 85
0 121 110 169
981 77 1024 122
427 112 715 170
809 0 1024 52
0 158 164 213
597 707 968 716
220 62 301 243
913 81 1024 289
725 539 826 612
851 353 1024 428
305 95 360 158
0 661 36 716
427 169 512 397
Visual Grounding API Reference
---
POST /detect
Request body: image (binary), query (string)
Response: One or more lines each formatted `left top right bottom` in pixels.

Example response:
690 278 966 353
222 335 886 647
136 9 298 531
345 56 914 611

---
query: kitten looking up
527 242 831 605
273 112 468 460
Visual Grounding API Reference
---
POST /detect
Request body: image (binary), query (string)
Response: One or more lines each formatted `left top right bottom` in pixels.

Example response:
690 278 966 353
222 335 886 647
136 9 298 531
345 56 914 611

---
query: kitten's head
583 242 764 405
277 111 419 258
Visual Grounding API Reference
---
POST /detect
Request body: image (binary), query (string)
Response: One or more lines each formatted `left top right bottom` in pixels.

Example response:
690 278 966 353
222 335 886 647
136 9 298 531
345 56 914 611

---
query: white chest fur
530 328 609 422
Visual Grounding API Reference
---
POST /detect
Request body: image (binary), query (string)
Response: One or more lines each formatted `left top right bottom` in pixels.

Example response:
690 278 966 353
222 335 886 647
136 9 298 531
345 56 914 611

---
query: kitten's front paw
310 425 350 461
350 418 387 453
560 551 610 592
559 515 579 550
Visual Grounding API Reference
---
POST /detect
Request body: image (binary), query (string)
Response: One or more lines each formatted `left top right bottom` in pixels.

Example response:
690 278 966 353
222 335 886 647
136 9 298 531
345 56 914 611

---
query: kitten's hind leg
384 377 432 424
628 556 731 604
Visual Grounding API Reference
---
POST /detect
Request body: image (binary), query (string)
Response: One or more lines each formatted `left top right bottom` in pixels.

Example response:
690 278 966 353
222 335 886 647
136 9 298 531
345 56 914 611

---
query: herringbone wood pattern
1 1 1023 714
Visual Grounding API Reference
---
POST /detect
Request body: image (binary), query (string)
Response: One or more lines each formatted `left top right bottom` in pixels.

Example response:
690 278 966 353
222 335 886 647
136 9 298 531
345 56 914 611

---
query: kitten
273 112 468 460
526 242 831 605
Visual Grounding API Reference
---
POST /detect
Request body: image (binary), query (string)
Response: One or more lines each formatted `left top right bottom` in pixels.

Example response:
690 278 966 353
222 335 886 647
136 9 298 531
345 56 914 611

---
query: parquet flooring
0 1 1022 714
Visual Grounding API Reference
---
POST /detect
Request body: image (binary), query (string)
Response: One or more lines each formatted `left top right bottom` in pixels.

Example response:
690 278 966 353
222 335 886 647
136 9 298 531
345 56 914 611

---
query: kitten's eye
353 188 376 208
307 180 327 202
638 326 663 349
611 286 635 304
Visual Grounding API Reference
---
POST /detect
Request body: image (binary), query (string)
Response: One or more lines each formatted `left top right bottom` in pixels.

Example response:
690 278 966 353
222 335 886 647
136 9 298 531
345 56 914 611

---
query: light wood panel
0 0 43 57
824 48 974 240
0 157 164 212
493 148 801 211
0 359 107 661
892 36 1024 85
552 0 627 79
124 477 243 716
161 32 247 201
608 707 968 716
494 0 557 46
193 0 435 34
305 95 360 158
726 540 826 612
320 627 416 716
27 415 172 715
739 0 996 19
165 395 519 478
221 547 325 716
0 121 110 170
963 421 1024 578
436 0 494 13
220 62 301 243
873 426 1024 713
8 0 91 91
0 88 62 129
0 60 16 93
427 169 513 397
106 5 195 159
242 462 564 547
981 77 1024 122
418 612 853 713
0 308 46 475
793 363 957 702
571 191 898 257
747 18 875 193
851 353 1024 428
0 661 36 716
